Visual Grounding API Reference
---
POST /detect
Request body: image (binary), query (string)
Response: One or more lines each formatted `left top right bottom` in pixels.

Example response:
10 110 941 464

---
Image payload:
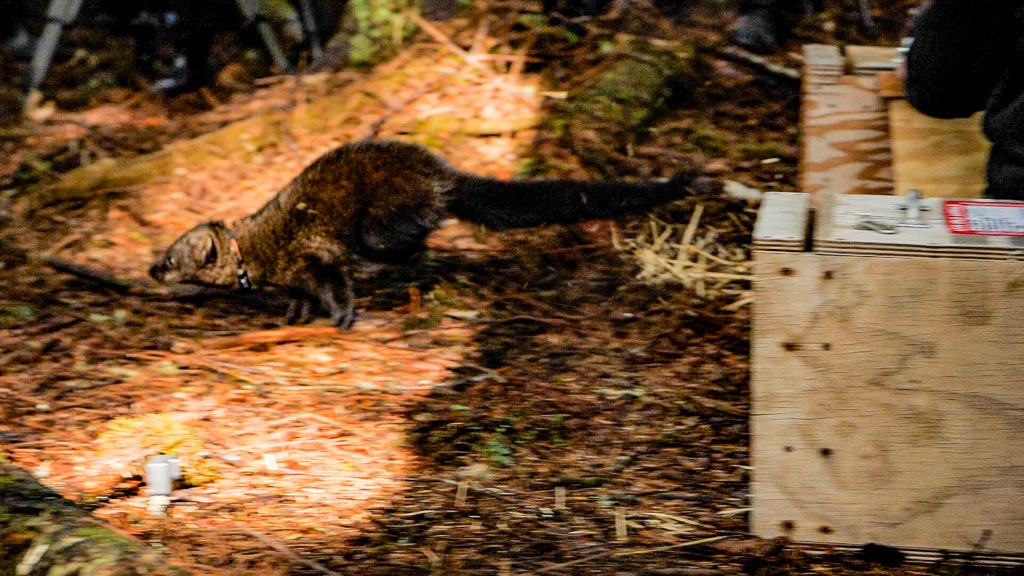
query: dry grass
616 205 754 310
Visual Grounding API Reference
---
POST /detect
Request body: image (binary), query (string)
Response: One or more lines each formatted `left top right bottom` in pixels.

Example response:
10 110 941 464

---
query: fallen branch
41 256 142 293
0 461 188 575
550 37 697 177
39 256 268 303
716 46 801 82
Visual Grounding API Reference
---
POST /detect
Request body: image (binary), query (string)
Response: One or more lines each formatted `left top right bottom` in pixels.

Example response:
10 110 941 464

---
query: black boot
730 8 780 53
730 0 816 53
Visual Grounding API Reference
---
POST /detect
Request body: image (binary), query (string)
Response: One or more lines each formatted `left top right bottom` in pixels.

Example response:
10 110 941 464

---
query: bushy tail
446 171 700 230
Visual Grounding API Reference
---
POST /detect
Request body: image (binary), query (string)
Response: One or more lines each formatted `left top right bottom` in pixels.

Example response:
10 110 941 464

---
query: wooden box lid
755 192 1024 260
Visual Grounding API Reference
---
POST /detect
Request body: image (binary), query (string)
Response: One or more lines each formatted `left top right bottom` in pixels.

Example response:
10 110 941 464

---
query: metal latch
897 189 930 228
856 189 931 235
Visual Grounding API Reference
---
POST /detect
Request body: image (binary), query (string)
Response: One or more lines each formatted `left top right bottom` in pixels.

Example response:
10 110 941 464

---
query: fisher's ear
200 220 226 266
187 227 217 268
203 241 219 267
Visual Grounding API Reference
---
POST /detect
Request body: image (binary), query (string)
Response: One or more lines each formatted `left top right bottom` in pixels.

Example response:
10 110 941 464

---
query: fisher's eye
165 256 176 267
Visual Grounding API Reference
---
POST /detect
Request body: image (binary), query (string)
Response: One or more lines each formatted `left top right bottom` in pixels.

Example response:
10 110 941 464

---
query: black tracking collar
225 229 253 290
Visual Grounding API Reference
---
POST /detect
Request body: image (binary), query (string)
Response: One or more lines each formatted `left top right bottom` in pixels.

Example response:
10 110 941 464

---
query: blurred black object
730 0 818 54
859 543 906 567
730 0 877 53
421 0 457 21
130 5 240 93
541 0 614 18
8 0 342 98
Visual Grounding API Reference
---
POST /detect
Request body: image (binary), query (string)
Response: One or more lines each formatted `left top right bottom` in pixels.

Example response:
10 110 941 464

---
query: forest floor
0 1 1007 575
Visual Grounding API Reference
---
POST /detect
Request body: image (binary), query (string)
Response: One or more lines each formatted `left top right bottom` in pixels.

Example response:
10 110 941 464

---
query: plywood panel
801 45 894 197
751 250 1024 552
751 192 808 252
889 100 989 198
845 45 900 73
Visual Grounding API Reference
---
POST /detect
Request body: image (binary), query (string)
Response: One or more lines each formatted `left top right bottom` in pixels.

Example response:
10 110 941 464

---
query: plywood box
751 192 1024 553
800 44 989 199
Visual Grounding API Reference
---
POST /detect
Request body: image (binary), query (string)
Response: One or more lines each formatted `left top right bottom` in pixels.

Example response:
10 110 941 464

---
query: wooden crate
801 44 989 199
801 45 894 197
751 191 1024 553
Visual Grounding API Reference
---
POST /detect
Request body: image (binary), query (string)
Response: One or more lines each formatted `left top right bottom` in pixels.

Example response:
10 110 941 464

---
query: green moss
12 155 54 187
484 437 514 467
400 300 445 331
430 281 470 309
548 118 569 139
70 525 132 543
559 476 608 488
346 0 419 66
544 39 697 176
0 306 36 329
683 126 728 157
737 140 787 161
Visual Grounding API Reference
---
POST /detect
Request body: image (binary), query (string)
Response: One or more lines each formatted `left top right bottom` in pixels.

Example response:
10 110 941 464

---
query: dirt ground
0 1 1012 575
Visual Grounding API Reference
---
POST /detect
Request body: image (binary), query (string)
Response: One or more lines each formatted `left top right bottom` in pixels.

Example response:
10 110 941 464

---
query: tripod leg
296 0 323 66
26 0 85 95
233 0 294 73
858 0 878 37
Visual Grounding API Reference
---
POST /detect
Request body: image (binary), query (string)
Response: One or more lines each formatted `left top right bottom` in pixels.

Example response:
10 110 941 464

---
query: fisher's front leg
284 252 356 329
314 265 356 329
285 293 315 325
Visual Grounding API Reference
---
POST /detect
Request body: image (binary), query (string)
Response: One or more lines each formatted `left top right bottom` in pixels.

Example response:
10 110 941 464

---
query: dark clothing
905 1 1024 199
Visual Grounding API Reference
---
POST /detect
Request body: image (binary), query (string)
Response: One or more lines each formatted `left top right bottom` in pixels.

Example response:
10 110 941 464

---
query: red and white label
944 200 1024 236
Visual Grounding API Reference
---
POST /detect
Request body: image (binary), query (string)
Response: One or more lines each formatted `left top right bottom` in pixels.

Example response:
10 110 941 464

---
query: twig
380 314 570 344
681 203 705 247
522 535 728 574
406 10 496 78
671 242 748 269
721 294 754 312
614 535 730 556
523 549 615 575
239 527 343 576
7 315 81 337
477 315 571 326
